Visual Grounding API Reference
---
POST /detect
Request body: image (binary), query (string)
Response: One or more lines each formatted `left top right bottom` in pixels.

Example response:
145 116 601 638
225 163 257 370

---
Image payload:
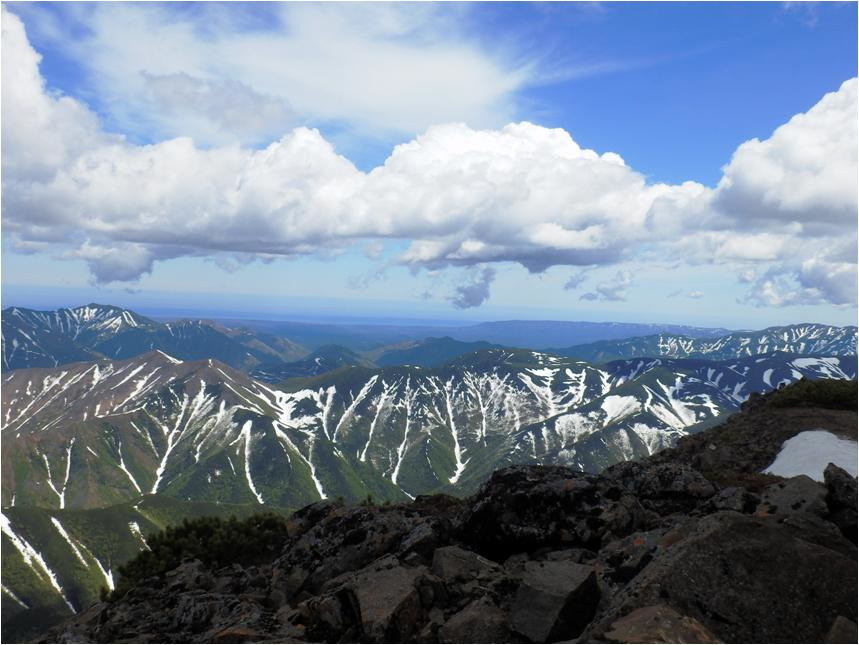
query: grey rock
432 546 500 581
824 463 858 542
583 511 858 644
707 486 759 513
824 615 858 644
508 560 599 642
758 475 828 517
438 597 513 644
603 605 721 644
347 561 426 642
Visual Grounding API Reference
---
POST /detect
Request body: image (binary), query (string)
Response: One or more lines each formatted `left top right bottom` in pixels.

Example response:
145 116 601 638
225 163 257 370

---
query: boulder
598 527 674 586
604 462 716 515
345 559 426 642
604 605 721 644
431 546 500 581
274 505 421 598
824 615 858 644
758 475 828 517
508 560 599 642
583 511 858 644
461 466 652 559
707 486 759 513
824 463 858 542
438 597 513 644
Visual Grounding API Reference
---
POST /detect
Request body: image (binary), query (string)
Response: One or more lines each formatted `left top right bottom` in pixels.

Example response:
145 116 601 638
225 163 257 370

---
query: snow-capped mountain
3 349 855 512
557 324 858 363
1 305 306 371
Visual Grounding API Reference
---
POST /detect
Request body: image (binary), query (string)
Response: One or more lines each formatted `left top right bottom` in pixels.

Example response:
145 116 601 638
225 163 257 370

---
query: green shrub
107 513 289 601
768 378 857 410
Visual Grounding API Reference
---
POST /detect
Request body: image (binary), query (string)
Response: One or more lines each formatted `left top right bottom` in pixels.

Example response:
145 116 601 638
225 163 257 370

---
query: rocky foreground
42 389 858 644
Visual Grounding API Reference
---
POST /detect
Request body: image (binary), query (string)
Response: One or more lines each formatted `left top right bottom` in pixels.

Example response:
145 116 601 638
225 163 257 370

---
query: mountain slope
556 323 858 362
1 306 146 370
1 305 307 371
4 349 854 513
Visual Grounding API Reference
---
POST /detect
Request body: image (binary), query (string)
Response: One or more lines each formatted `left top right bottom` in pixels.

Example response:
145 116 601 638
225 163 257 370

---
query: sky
1 1 857 327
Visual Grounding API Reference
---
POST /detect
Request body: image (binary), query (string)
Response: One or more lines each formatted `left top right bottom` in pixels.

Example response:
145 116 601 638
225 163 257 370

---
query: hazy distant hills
438 320 733 349
557 324 858 362
250 345 376 383
371 337 500 368
235 317 734 352
1 305 305 371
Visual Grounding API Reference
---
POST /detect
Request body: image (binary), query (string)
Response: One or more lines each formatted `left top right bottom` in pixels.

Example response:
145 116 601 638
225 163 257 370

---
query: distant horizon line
2 299 858 334
3 283 856 330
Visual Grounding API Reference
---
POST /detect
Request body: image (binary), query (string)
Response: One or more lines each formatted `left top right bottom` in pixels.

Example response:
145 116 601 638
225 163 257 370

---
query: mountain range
4 305 856 379
1 303 857 640
4 348 855 512
556 323 858 362
1 305 306 372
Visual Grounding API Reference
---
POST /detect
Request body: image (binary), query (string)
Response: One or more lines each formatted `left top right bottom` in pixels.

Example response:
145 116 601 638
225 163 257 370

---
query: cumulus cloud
2 6 857 309
448 266 496 309
687 291 704 299
580 270 633 302
65 241 158 284
713 77 857 236
741 258 858 307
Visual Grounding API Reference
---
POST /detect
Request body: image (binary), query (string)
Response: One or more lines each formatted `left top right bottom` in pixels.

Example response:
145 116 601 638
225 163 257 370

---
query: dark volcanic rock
824 615 858 644
758 475 829 517
343 558 426 642
431 546 500 582
508 560 598 642
824 463 858 542
583 511 858 644
459 466 658 560
438 597 513 644
603 605 720 644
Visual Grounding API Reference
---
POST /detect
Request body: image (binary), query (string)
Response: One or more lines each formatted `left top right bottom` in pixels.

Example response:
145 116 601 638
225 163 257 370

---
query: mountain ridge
2 305 307 371
555 323 858 363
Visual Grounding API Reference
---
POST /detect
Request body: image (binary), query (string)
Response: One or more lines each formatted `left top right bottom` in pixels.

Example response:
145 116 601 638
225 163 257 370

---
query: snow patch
600 395 640 425
764 430 858 481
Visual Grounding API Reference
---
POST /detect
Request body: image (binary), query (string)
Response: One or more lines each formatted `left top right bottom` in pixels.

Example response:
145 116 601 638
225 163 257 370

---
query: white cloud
580 270 633 302
20 2 527 146
687 291 704 300
1 6 856 309
713 78 857 235
742 258 858 307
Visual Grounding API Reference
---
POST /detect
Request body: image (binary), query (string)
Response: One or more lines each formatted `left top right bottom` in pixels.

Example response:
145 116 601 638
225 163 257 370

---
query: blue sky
2 2 857 327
